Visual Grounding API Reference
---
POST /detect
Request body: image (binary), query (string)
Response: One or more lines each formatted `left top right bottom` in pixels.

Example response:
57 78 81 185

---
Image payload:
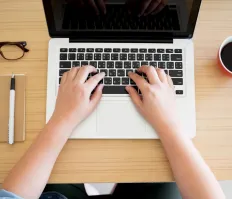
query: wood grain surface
0 0 232 183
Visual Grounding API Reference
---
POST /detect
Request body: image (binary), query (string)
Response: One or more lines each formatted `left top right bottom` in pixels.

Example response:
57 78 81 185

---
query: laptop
43 0 201 139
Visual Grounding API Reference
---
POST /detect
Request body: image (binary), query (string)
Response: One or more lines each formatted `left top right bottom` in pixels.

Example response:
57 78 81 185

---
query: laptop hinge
69 37 173 44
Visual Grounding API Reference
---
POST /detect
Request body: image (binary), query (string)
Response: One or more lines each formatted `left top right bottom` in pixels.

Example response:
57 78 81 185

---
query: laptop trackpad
97 100 146 138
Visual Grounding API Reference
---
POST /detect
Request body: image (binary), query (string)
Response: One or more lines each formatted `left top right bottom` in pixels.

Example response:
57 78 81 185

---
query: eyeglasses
0 41 29 60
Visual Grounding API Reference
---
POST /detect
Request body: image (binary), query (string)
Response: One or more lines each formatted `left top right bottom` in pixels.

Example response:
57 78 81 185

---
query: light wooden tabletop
0 0 232 183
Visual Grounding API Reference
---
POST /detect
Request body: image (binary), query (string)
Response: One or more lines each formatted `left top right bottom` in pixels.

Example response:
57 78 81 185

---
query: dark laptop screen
43 0 201 39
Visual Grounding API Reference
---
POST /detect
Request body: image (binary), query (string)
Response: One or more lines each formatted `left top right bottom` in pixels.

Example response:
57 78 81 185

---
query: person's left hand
50 66 105 132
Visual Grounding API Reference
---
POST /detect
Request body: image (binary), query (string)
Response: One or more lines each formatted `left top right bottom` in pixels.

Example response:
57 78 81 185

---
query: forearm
3 119 72 199
158 127 225 199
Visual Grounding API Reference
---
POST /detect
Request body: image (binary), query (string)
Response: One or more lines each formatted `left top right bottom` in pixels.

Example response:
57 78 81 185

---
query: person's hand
126 66 180 135
51 66 105 130
127 0 167 16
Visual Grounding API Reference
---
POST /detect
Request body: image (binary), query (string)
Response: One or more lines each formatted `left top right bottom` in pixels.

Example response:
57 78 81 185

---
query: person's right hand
126 66 181 135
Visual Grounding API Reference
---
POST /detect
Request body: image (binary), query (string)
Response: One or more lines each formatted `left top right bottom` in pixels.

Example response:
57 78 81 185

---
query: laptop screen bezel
42 0 202 40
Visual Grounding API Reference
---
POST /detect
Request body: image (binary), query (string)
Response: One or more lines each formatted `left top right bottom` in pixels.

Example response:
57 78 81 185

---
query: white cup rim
219 36 232 74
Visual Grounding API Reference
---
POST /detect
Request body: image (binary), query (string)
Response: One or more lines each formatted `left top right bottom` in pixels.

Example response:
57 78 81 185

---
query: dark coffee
221 42 232 71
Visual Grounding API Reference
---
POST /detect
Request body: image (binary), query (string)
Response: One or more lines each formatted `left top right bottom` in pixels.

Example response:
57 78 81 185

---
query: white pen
9 74 15 145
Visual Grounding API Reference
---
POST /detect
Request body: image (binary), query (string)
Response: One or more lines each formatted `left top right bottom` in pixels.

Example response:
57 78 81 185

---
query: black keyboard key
111 54 119 60
130 78 136 85
128 54 136 60
69 48 76 52
113 77 121 85
124 62 131 68
117 69 125 76
122 78 129 85
77 53 84 60
109 69 116 76
137 54 144 61
141 61 148 66
104 48 112 52
81 61 88 66
94 53 102 60
60 61 71 68
166 49 173 53
89 61 97 68
60 48 68 52
175 49 182 53
107 61 114 68
87 48 94 52
175 62 183 69
148 49 156 53
78 48 85 52
60 53 67 60
115 62 123 68
103 86 137 94
162 54 170 61
113 48 120 52
150 62 157 67
171 54 182 61
104 77 112 85
72 61 80 67
103 53 110 60
95 48 103 52
120 54 127 60
132 62 140 68
100 69 108 76
85 53 93 60
157 49 165 53
169 70 183 77
131 48 138 53
172 78 183 85
126 69 133 76
139 49 147 53
122 48 129 52
158 62 166 69
98 61 106 68
68 53 76 60
164 70 168 74
176 90 183 95
167 62 174 69
145 54 152 61
59 69 69 76
154 54 161 61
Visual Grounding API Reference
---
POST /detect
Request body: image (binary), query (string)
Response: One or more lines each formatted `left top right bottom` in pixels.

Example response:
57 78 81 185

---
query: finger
152 2 165 15
139 0 152 16
61 72 68 84
75 65 97 84
96 0 106 14
128 72 149 92
86 0 99 15
167 75 174 89
67 67 80 81
126 86 143 109
144 0 161 16
137 65 160 84
90 84 104 110
86 72 105 91
156 68 168 83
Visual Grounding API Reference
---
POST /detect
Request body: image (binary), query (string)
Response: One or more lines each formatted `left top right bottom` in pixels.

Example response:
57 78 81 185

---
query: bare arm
3 66 105 199
127 66 225 199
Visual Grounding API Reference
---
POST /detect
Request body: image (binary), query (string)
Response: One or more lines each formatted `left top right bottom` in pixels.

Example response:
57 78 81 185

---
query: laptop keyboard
59 48 184 95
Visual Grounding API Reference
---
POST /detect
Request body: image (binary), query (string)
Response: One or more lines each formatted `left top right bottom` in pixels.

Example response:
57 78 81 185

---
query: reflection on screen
51 0 193 32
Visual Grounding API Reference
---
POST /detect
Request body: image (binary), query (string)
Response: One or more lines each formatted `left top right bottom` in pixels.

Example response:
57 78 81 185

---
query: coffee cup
218 36 232 75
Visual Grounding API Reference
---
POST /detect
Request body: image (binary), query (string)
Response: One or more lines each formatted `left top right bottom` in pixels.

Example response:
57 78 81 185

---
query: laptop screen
43 0 201 39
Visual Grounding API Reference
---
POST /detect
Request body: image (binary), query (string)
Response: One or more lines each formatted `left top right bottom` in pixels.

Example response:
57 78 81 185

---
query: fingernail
128 71 132 75
99 84 104 90
100 72 105 76
125 86 130 91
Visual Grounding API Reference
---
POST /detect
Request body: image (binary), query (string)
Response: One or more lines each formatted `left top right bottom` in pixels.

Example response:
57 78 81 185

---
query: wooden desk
0 0 232 183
